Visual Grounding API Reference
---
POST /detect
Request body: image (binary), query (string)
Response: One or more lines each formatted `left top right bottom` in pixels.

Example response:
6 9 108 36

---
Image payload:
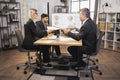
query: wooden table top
34 34 82 46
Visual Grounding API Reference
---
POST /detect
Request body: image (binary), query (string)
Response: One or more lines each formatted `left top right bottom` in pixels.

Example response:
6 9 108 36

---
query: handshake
47 29 60 38
47 27 77 37
47 29 63 38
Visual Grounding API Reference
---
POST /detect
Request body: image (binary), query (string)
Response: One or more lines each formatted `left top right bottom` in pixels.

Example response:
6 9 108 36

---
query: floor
0 46 120 80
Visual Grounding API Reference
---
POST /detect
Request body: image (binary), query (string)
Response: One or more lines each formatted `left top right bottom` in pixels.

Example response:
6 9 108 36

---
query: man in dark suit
36 13 61 57
22 8 54 66
62 8 97 69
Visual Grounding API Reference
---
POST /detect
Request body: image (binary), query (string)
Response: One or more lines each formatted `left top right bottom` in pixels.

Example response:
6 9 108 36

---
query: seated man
22 8 54 67
62 8 97 70
35 13 61 57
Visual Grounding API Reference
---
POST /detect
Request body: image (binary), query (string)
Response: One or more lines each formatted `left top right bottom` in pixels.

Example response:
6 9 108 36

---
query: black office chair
15 29 38 74
85 31 105 75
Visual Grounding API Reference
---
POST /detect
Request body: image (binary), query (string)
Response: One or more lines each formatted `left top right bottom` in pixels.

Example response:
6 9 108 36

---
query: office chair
85 31 105 75
15 29 38 74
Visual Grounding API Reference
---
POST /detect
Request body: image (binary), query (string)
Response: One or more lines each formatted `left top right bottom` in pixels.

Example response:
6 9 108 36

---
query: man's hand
47 29 54 34
62 28 71 35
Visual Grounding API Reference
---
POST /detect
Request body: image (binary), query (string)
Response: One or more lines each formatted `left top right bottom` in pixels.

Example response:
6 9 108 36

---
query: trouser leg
41 45 51 63
68 46 83 62
54 46 61 56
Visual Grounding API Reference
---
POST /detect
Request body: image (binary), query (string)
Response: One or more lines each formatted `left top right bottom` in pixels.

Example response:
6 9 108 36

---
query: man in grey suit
62 8 97 69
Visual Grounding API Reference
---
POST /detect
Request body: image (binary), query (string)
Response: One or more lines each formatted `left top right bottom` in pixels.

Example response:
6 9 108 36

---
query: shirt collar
82 18 89 25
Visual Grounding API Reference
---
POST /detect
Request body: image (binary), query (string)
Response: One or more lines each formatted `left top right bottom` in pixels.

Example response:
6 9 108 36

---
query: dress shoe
71 61 87 71
43 63 52 67
42 63 53 69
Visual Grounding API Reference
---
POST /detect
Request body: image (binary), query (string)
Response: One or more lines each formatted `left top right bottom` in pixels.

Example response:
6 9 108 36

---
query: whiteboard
52 13 81 29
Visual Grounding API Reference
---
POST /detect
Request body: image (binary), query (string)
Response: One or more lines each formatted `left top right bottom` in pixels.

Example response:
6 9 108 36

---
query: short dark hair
41 13 48 19
80 8 90 18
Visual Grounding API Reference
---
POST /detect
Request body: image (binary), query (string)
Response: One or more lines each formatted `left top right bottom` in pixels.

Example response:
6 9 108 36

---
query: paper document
47 26 60 30
47 35 57 40
59 36 74 41
46 35 74 41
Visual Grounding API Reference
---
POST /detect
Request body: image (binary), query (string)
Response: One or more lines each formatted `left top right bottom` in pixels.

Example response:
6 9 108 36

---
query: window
71 1 80 12
70 0 96 19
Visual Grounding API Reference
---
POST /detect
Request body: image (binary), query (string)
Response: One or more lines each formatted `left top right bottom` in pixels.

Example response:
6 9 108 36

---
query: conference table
34 34 82 78
34 34 82 46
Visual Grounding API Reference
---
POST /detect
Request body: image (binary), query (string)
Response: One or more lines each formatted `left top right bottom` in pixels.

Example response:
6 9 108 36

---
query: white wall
37 0 62 25
17 0 63 25
99 0 120 13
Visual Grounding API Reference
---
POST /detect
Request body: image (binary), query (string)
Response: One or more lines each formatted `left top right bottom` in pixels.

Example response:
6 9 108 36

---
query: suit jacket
68 18 97 53
35 21 48 39
35 21 61 55
23 19 47 46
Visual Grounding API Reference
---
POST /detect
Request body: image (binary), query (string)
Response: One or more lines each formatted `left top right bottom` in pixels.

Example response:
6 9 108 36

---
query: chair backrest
92 31 105 56
15 29 24 51
96 31 105 53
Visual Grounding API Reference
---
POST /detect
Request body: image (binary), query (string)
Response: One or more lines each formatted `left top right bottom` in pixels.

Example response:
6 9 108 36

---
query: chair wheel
96 59 99 62
16 67 20 70
85 74 89 77
25 62 28 65
95 66 98 69
93 62 96 65
24 71 27 74
31 57 33 59
99 72 102 75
